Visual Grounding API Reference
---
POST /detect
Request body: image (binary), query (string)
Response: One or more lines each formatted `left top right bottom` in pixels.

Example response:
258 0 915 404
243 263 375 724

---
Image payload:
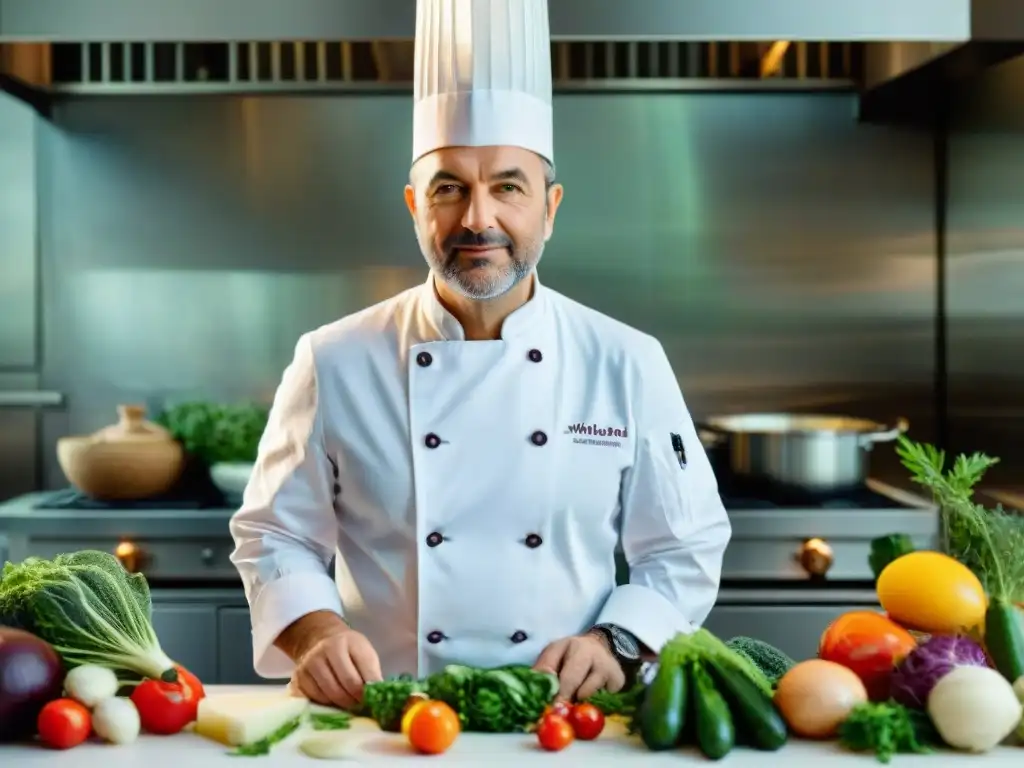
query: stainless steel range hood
0 0 1000 43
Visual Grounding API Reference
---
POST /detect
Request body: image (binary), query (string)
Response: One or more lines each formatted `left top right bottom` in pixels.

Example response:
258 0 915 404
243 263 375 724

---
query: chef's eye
433 184 462 196
497 183 523 194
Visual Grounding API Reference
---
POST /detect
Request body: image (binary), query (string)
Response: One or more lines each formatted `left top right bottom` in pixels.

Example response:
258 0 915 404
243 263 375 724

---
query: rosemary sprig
896 436 1024 603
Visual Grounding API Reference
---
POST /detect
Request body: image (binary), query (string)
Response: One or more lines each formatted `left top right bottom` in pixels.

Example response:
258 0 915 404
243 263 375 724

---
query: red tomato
130 665 205 735
819 610 917 701
568 703 605 740
37 698 91 750
543 700 573 720
536 713 574 752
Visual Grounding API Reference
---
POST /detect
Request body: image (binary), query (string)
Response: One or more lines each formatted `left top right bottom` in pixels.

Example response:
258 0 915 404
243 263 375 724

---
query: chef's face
405 145 564 301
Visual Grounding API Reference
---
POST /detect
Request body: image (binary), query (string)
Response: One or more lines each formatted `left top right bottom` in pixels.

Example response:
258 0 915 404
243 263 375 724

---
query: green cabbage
0 550 177 683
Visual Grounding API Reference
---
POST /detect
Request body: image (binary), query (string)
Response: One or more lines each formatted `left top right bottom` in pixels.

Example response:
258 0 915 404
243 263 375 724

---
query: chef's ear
544 183 564 240
404 183 418 220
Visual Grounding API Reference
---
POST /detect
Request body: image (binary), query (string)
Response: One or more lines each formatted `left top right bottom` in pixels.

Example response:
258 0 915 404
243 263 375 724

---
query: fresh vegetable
401 699 429 735
876 551 987 635
899 438 1024 682
985 598 1024 683
156 401 269 465
774 659 868 739
407 700 460 755
692 660 735 760
926 664 1022 752
536 712 574 751
889 634 989 708
636 659 687 750
92 697 141 744
363 665 557 733
1011 675 1024 739
838 700 936 764
819 611 917 700
583 683 644 717
725 636 795 684
0 627 64 742
36 698 91 750
567 702 605 740
231 716 303 756
0 551 178 683
63 664 119 709
130 665 205 735
299 731 362 760
705 656 787 750
543 700 573 719
869 533 916 580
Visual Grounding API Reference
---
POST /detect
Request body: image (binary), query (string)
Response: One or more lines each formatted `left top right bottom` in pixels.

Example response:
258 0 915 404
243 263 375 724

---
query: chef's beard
418 225 546 301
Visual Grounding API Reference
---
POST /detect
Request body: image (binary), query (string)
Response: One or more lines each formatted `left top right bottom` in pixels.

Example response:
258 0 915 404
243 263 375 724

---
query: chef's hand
290 626 383 711
533 631 626 702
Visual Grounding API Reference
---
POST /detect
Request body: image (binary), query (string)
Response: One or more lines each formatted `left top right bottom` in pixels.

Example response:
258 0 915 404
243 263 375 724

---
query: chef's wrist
276 609 349 661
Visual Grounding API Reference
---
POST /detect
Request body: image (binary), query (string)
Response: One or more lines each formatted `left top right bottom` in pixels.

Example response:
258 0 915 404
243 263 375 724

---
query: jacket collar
419 270 551 342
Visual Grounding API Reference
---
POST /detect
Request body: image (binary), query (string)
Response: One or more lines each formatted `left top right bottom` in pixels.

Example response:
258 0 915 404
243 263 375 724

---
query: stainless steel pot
698 413 909 492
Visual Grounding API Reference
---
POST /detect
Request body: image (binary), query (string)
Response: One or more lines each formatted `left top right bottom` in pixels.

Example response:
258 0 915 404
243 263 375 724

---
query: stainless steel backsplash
947 59 1024 485
26 90 938 489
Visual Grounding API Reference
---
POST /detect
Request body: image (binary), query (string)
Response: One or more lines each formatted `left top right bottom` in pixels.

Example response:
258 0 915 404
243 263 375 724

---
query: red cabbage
890 634 989 708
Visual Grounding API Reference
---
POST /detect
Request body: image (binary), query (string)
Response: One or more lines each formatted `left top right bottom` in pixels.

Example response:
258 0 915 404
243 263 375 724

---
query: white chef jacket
230 273 731 680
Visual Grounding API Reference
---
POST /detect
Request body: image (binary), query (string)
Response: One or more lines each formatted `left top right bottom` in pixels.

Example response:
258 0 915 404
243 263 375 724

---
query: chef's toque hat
412 0 554 166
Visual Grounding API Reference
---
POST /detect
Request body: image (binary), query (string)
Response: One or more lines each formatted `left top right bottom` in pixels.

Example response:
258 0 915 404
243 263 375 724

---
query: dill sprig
896 436 1024 603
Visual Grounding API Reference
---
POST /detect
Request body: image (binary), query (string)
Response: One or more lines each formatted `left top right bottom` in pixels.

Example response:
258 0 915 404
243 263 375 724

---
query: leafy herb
0 550 177 683
584 683 645 717
230 715 302 756
309 711 353 731
156 401 269 465
838 700 937 763
360 665 558 733
896 436 1024 603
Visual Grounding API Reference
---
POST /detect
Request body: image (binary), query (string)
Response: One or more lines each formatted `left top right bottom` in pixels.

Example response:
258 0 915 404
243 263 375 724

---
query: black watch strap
591 623 641 664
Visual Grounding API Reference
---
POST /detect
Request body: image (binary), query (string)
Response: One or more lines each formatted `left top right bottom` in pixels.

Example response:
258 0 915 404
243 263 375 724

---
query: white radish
92 697 141 745
927 665 1022 752
64 665 120 708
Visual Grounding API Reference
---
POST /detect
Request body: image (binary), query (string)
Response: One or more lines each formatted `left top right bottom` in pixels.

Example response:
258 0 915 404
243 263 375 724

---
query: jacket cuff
595 583 694 656
251 571 344 679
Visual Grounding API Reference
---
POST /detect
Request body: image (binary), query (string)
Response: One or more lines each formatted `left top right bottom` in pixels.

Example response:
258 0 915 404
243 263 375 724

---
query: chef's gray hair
543 159 556 190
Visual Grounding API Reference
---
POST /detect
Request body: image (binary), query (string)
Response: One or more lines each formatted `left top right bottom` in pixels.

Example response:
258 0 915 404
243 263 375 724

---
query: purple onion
890 634 989 708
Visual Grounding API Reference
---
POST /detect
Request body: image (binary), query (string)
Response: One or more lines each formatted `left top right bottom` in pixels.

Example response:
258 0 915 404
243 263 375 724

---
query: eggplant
0 627 65 742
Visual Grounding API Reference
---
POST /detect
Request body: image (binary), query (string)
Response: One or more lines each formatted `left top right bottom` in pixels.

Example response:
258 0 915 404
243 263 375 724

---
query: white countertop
0 686 1020 766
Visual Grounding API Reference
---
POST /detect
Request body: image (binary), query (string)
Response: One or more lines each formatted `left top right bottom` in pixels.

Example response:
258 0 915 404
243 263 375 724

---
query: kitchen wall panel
36 91 937 487
947 58 1024 486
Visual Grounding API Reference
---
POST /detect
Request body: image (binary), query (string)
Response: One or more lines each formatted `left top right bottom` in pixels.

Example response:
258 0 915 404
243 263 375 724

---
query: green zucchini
692 661 735 760
985 598 1024 683
707 657 787 751
638 662 688 750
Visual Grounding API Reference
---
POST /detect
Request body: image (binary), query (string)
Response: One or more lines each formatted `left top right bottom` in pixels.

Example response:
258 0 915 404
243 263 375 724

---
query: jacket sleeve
229 334 343 679
595 338 732 654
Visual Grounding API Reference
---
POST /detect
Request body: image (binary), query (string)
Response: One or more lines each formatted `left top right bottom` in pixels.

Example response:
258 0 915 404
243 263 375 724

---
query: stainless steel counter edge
0 481 937 539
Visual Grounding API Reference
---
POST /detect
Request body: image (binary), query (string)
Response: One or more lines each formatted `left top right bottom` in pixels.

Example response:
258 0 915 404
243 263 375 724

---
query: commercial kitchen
1 0 1023 742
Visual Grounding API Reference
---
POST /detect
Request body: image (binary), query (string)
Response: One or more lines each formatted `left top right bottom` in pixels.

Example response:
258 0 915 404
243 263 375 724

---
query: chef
229 0 731 711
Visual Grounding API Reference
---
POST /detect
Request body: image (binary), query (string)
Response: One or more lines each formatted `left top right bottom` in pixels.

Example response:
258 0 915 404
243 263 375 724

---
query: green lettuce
0 550 178 682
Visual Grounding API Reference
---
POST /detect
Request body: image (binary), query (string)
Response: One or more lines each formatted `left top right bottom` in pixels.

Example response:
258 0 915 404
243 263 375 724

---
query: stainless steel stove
0 477 938 682
703 477 939 663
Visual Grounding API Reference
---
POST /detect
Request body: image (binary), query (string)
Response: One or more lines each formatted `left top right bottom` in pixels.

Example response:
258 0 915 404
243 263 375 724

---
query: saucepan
697 413 909 493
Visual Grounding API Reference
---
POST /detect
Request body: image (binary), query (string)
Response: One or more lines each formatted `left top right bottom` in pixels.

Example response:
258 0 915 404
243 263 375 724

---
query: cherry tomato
407 701 460 755
37 698 91 750
568 702 605 740
536 713 574 752
543 700 573 720
130 665 205 735
401 700 428 735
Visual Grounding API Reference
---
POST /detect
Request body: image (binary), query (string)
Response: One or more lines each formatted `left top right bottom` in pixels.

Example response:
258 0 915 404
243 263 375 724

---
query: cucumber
692 661 735 760
637 662 688 750
707 657 787 751
985 598 1024 683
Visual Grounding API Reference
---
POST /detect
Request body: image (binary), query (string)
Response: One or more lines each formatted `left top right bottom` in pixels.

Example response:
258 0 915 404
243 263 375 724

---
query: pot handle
858 417 910 447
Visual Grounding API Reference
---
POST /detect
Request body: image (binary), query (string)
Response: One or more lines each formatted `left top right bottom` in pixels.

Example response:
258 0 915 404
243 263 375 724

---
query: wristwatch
590 623 641 666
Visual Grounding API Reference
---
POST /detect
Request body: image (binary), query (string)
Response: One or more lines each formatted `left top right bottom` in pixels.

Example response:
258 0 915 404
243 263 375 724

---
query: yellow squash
876 551 988 634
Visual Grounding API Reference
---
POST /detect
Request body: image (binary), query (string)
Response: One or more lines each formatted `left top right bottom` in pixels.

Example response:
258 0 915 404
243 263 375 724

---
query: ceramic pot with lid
57 404 185 500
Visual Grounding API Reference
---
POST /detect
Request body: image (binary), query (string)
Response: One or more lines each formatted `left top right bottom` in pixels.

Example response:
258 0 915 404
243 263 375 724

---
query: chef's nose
461 186 498 232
